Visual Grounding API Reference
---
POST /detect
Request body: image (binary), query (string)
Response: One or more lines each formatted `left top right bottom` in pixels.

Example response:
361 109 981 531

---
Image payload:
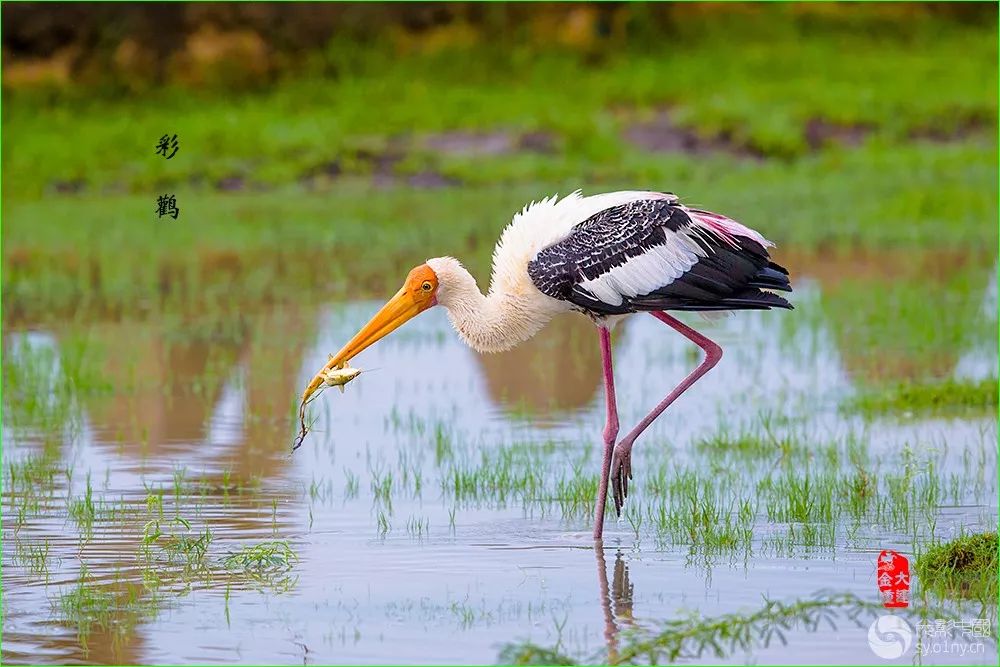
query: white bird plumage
427 190 674 353
426 189 774 353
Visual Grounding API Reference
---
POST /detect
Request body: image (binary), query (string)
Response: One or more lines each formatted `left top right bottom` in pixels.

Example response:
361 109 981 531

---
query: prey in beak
292 264 439 450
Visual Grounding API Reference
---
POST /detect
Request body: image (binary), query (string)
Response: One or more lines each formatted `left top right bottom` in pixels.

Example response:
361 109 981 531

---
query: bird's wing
527 198 792 315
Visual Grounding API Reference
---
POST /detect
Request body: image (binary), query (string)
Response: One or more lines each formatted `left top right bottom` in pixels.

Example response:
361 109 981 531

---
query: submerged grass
49 525 301 656
57 566 161 652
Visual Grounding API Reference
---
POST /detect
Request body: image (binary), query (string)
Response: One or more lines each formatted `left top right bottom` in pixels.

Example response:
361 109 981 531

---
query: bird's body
426 190 789 352
301 189 792 538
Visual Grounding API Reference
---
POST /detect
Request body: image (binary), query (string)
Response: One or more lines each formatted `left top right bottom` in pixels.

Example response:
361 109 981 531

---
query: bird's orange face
326 264 439 367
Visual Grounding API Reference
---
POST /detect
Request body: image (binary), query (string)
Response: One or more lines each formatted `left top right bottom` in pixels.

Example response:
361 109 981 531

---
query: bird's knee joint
604 420 619 444
705 342 723 366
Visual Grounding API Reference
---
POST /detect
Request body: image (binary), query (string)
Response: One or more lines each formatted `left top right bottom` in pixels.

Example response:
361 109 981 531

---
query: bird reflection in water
595 542 639 663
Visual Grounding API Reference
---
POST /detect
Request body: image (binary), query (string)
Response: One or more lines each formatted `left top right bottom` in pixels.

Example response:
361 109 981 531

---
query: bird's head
325 262 441 368
320 256 478 376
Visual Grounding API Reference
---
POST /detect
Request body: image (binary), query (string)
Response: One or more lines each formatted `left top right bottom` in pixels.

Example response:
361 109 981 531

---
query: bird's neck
437 267 559 354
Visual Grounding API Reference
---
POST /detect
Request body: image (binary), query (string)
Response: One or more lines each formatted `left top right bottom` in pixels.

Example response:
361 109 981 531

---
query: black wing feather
527 197 793 315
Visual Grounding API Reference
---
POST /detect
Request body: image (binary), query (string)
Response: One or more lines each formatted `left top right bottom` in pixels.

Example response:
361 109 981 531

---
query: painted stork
313 190 792 539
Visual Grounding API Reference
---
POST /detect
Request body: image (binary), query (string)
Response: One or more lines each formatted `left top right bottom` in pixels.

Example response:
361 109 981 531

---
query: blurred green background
2 1 997 384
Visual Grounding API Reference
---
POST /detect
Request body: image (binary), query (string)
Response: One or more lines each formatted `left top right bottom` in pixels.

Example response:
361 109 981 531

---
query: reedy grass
51 525 300 656
420 422 981 557
10 536 52 578
56 564 162 654
499 591 965 665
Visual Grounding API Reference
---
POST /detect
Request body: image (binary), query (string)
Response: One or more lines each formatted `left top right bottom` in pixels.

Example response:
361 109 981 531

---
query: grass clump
847 378 998 418
221 540 299 593
916 532 998 602
498 643 577 666
222 540 297 572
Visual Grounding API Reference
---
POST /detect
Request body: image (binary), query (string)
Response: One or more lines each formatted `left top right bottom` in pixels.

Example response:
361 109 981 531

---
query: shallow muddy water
3 275 997 664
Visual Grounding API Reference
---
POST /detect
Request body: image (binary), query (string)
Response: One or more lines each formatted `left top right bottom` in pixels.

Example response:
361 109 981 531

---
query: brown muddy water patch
908 114 995 144
422 129 556 156
44 127 559 196
804 118 873 150
299 146 463 191
619 108 992 159
621 110 764 159
298 130 556 191
48 178 87 195
779 246 995 287
780 247 997 383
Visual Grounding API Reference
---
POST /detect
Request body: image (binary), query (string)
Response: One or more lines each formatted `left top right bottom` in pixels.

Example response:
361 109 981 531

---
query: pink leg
593 327 619 540
610 311 723 515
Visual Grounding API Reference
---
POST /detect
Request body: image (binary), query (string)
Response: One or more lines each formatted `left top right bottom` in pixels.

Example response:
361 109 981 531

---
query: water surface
3 266 997 665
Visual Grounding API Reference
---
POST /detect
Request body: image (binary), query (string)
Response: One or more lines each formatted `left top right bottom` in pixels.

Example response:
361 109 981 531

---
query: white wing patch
489 190 674 298
575 228 709 306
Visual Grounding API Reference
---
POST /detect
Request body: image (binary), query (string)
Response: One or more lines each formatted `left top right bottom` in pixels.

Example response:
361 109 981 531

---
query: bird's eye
421 281 433 292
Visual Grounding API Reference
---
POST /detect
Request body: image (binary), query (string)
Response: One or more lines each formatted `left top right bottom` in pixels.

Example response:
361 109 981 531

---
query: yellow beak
329 286 425 367
299 263 439 409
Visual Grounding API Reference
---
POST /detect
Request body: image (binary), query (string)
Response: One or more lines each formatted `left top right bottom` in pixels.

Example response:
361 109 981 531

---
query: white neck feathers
425 256 563 353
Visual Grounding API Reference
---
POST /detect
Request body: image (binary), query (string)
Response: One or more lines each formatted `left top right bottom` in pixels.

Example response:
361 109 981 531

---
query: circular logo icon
868 614 913 659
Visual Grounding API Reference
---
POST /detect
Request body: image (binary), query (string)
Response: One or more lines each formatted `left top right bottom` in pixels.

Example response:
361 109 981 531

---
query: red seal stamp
877 549 910 608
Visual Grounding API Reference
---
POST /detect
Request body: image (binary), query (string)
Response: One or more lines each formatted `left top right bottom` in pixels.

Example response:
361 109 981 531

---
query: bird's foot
610 443 633 516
